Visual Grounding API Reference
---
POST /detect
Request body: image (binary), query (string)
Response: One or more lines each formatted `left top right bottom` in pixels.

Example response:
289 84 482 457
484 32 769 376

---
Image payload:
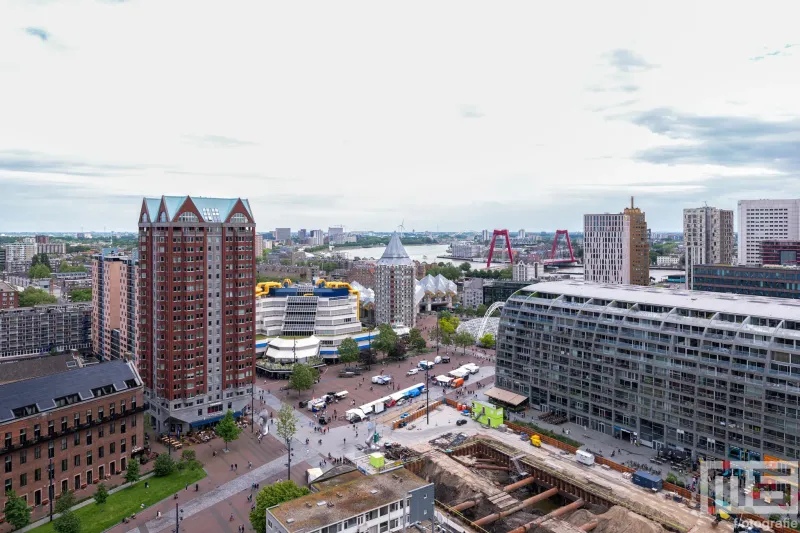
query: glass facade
693 265 800 299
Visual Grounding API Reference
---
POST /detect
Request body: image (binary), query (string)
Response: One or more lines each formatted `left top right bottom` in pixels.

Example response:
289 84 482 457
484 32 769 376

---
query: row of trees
29 254 88 280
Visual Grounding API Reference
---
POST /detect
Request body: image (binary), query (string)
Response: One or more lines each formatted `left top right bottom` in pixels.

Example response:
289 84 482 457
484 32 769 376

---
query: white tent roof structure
417 274 457 297
350 281 375 305
377 234 414 266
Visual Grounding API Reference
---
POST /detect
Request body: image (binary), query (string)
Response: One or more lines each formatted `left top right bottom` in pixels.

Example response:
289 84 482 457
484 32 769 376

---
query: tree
215 410 242 452
454 331 475 355
288 363 314 397
94 483 109 505
459 262 471 272
17 286 56 307
479 333 496 349
55 490 76 514
275 404 298 481
31 254 39 268
58 261 87 274
54 510 81 533
249 480 310 533
337 338 360 363
125 457 141 482
153 453 175 476
39 253 51 270
359 348 377 370
4 490 31 530
387 340 407 360
372 324 398 358
408 328 427 353
29 263 51 280
476 304 488 317
69 288 92 302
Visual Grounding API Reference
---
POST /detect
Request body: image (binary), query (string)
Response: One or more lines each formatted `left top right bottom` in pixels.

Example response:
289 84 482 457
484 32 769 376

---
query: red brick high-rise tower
137 196 256 434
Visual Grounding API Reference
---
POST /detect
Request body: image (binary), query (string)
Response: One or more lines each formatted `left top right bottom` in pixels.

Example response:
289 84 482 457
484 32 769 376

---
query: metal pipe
473 464 510 471
452 500 478 512
579 520 599 531
504 476 537 492
473 487 559 527
507 499 585 533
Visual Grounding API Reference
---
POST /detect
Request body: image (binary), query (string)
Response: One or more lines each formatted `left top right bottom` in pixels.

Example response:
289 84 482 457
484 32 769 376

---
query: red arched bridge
486 229 577 267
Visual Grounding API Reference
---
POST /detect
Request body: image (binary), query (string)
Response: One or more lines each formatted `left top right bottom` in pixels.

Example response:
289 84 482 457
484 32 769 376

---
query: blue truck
632 471 663 491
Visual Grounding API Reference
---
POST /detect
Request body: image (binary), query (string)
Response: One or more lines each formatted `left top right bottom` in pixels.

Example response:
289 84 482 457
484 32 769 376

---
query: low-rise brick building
0 359 144 515
0 282 17 310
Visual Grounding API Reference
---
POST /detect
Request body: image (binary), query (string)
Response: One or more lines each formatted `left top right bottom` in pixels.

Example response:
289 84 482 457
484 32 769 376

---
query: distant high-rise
584 198 649 286
683 206 734 289
481 229 490 244
375 234 416 327
738 199 800 266
328 226 344 238
35 234 49 244
138 196 256 433
254 234 265 258
518 229 526 240
91 248 139 361
275 228 291 242
309 230 324 246
298 229 307 242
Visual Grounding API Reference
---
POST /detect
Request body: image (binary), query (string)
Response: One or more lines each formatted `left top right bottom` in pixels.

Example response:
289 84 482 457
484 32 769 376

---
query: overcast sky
1 1 799 233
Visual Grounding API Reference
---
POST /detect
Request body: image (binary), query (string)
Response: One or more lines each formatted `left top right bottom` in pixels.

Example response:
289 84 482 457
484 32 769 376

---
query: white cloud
0 0 799 232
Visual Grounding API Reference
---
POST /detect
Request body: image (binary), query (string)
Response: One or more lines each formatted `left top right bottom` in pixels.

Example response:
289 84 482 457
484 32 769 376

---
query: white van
434 356 442 364
462 363 479 375
576 450 595 466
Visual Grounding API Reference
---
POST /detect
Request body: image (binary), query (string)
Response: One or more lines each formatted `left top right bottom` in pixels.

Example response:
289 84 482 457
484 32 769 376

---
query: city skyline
1 1 798 232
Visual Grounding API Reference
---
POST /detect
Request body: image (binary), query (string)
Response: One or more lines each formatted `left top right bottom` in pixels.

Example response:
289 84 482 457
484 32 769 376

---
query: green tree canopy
359 348 377 369
58 261 87 273
54 510 81 533
387 340 407 360
94 483 109 505
215 410 242 451
425 264 462 280
55 490 76 514
4 490 31 530
408 328 427 352
459 262 472 271
275 403 298 480
29 263 51 280
70 288 92 302
454 331 476 354
288 363 315 396
478 333 496 348
337 337 360 363
125 457 141 482
249 481 310 533
18 286 56 307
153 454 175 476
372 324 398 357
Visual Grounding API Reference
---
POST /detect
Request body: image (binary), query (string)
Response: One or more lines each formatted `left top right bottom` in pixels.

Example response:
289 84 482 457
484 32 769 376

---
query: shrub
154 453 176 477
512 420 584 448
94 483 109 505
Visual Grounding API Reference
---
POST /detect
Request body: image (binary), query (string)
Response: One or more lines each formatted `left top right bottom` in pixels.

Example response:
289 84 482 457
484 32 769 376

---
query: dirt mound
565 506 665 533
417 459 481 505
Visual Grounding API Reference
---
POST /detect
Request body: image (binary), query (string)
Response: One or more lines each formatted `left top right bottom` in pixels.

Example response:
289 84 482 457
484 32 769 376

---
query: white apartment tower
738 199 800 266
683 206 734 289
375 234 416 327
583 200 649 286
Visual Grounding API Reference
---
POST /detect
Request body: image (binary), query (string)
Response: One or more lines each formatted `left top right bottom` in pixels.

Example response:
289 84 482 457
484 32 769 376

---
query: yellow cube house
369 453 386 469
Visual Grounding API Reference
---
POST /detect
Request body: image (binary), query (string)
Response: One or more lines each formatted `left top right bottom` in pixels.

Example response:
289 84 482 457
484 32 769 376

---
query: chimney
631 196 635 209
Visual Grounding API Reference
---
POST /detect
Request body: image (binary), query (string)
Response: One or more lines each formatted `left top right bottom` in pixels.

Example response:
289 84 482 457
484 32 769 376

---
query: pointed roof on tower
377 233 413 266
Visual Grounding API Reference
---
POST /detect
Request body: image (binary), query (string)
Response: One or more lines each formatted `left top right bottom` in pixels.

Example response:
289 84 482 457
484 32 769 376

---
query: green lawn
29 468 206 533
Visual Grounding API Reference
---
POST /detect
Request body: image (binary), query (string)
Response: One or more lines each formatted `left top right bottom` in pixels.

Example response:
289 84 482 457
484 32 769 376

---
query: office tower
481 229 490 243
309 230 324 246
254 234 265 258
683 206 734 289
518 229 526 240
583 198 649 286
328 226 344 239
495 280 800 461
374 234 416 327
275 228 291 242
0 248 5 272
138 196 256 433
738 199 800 266
297 229 307 242
91 248 139 361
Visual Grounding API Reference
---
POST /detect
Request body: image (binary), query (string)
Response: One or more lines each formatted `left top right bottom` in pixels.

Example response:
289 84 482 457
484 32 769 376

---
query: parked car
407 368 419 376
456 419 468 426
441 355 451 363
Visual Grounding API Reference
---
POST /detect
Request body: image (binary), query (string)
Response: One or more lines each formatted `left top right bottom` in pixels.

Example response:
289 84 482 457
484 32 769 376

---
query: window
5 479 11 493
110 442 115 454
98 425 104 438
61 438 67 451
61 417 67 432
74 432 80 446
34 468 41 482
19 473 27 487
121 400 126 412
380 506 388 517
131 416 137 428
74 413 80 427
74 455 81 467
19 450 26 465
121 421 126 434
61 459 67 472
98 446 104 459
121 438 126 453
110 403 116 417
3 432 10 449
48 441 54 459
87 451 93 466
85 410 92 425
86 431 92 445
110 422 115 434
132 434 137 447
34 446 41 460
34 424 41 440
19 428 26 444
48 421 54 436
4 456 11 473
98 407 104 420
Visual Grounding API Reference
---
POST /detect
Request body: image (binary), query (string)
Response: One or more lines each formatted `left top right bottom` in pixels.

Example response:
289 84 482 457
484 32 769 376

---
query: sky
1 1 799 233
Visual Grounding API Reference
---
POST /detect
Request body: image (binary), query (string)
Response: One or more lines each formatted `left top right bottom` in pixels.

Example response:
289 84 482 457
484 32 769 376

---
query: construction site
384 432 732 533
